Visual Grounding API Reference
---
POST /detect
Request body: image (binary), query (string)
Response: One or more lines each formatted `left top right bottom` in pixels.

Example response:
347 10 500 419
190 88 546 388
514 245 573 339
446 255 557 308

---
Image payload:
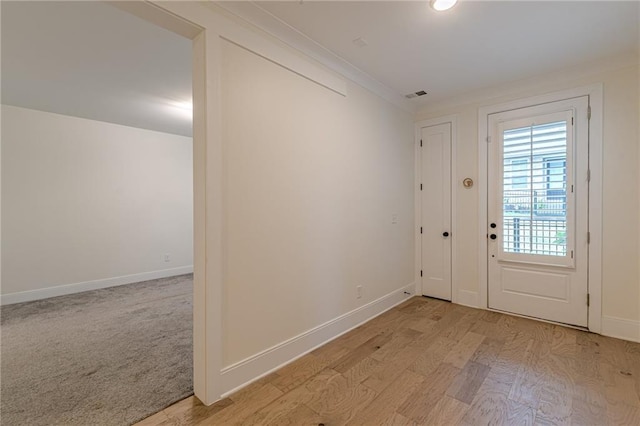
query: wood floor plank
195 384 283 425
438 310 482 342
535 381 572 425
479 310 502 323
462 378 535 426
160 396 234 426
397 362 461 423
370 327 422 362
470 336 505 366
135 410 172 426
380 412 417 426
247 366 338 425
508 338 550 408
607 400 640 425
408 335 457 377
486 332 533 386
427 395 469 425
362 340 426 393
230 373 280 403
446 360 490 404
442 331 485 368
264 403 321 425
397 297 438 316
549 325 578 357
303 372 378 424
149 297 640 426
331 331 393 373
571 394 608 425
600 360 640 407
346 369 425 425
405 315 438 334
341 356 380 386
269 354 330 394
241 391 321 426
310 338 352 364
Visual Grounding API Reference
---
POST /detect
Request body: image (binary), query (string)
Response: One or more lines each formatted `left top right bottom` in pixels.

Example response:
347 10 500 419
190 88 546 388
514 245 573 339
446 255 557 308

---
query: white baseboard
457 289 479 308
601 315 640 343
0 266 194 305
220 282 416 397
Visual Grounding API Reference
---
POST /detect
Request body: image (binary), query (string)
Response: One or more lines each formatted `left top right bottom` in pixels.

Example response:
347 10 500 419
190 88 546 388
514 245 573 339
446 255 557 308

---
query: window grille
502 121 568 256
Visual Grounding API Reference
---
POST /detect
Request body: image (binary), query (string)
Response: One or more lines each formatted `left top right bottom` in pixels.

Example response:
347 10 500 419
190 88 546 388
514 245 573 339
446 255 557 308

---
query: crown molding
213 1 416 113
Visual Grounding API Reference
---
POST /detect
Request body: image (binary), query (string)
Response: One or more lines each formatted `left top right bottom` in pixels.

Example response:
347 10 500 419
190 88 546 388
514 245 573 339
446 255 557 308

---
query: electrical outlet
356 285 363 299
164 254 171 262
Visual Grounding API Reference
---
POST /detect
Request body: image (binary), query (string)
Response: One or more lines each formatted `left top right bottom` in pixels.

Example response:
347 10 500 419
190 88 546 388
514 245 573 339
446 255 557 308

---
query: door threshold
487 307 591 333
422 295 452 303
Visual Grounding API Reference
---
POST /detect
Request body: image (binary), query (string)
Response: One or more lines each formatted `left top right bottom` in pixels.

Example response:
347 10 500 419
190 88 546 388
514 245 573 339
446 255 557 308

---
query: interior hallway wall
1 105 193 303
221 41 415 365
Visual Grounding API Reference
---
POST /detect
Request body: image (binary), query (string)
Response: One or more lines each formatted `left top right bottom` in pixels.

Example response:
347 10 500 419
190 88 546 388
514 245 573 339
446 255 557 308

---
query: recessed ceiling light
430 0 458 12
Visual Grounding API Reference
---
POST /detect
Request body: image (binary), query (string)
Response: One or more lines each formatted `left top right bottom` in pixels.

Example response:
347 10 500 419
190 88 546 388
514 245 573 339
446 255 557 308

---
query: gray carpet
1 274 193 426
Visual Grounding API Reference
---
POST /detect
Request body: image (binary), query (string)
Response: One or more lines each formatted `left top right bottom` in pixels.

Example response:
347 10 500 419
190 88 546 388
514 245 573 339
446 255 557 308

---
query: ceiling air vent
406 90 428 99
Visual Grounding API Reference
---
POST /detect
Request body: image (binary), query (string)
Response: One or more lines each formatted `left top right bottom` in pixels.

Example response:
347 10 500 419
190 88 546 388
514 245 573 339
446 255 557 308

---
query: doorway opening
3 3 204 422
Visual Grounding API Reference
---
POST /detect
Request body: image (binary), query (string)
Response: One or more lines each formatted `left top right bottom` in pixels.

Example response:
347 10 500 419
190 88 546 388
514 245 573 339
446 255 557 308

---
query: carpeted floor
0 274 193 426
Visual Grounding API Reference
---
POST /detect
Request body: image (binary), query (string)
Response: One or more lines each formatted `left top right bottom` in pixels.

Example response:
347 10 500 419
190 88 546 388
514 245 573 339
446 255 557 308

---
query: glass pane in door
502 121 568 256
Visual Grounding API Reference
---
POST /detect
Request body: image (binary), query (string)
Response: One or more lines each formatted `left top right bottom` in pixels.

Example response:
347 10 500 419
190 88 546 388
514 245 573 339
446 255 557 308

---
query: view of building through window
502 121 568 256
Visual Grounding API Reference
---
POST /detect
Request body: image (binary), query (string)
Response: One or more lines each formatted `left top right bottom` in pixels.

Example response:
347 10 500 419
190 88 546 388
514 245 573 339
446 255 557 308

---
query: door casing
478 84 603 333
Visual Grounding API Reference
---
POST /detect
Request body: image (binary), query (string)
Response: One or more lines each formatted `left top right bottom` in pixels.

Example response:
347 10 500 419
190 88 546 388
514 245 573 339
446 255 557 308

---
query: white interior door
420 123 452 300
487 97 589 327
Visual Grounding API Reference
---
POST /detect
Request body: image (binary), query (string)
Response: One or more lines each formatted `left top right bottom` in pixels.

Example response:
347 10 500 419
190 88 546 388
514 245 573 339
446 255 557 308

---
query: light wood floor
137 297 640 425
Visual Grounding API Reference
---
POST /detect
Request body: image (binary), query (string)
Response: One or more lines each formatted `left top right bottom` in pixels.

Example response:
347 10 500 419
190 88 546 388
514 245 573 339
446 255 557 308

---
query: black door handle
490 223 497 229
443 232 449 237
490 234 497 240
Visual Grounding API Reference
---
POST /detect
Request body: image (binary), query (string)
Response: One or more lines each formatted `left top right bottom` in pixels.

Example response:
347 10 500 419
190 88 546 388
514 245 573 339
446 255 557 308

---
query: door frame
478 84 603 333
415 115 458 303
110 1 221 404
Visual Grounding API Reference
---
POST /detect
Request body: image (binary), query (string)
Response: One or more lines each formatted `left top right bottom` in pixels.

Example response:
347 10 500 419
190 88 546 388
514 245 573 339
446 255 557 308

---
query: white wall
221 41 415 366
415 58 640 339
1 105 193 303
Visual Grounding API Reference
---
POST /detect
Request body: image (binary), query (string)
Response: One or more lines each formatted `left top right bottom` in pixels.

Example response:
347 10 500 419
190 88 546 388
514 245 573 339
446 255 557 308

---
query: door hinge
571 117 574 125
420 183 423 191
420 270 423 277
486 136 491 143
571 250 574 259
587 232 591 244
420 139 423 147
571 184 574 193
420 227 423 234
587 105 592 120
587 169 591 182
587 293 590 307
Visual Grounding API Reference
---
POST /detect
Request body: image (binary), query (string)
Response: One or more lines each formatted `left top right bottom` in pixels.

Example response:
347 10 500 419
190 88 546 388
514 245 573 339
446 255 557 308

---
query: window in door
501 120 569 258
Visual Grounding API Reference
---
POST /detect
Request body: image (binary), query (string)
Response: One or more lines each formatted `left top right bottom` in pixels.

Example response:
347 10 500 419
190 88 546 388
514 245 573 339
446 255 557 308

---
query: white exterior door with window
487 97 589 327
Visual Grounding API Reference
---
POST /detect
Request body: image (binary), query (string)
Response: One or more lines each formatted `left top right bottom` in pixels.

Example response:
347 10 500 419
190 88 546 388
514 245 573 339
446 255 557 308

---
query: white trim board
415 115 458 303
457 290 479 308
220 283 416 397
477 83 603 333
602 316 640 343
0 266 194 305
